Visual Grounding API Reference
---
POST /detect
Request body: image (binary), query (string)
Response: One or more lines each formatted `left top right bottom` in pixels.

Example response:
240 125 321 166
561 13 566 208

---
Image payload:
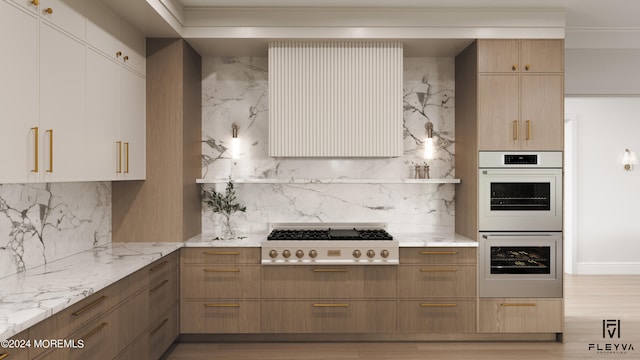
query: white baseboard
576 262 640 275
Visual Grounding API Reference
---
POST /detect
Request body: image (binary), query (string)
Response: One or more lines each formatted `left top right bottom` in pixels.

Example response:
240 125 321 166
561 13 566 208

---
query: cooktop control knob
309 250 318 258
366 250 375 258
296 250 304 258
269 250 278 259
282 250 291 258
353 250 362 258
380 249 389 258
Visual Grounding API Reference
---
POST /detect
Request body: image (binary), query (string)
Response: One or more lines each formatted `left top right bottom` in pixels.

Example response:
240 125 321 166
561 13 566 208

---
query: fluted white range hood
268 41 403 157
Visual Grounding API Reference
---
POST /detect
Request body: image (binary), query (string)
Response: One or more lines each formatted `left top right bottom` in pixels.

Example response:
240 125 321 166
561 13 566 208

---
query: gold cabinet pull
80 322 108 341
313 303 349 308
31 0 39 5
204 303 240 308
312 268 348 273
0 353 9 360
116 141 122 173
72 295 108 316
511 64 517 71
525 64 531 71
31 127 39 172
150 260 168 272
501 303 537 307
525 120 531 140
203 251 240 255
420 251 457 255
150 318 169 336
513 120 518 140
420 303 457 307
46 129 53 172
124 142 129 173
44 7 52 14
420 268 457 272
203 268 240 273
123 55 129 62
116 51 122 58
149 279 169 293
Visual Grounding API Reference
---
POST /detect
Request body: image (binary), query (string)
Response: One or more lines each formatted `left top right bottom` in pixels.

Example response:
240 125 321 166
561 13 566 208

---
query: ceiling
177 0 640 29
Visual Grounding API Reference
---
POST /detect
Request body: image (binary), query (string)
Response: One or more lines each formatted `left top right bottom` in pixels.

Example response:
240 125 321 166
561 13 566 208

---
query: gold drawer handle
149 318 169 336
513 120 518 140
420 268 457 272
525 120 531 140
72 295 108 316
46 129 53 173
44 7 52 14
149 279 169 293
31 127 39 172
124 142 129 174
0 353 9 360
312 268 348 273
116 141 122 173
204 268 240 273
313 303 349 308
80 322 108 341
150 261 168 272
204 303 240 308
420 251 457 255
31 0 39 5
501 303 537 307
203 251 240 255
420 303 457 307
512 64 517 71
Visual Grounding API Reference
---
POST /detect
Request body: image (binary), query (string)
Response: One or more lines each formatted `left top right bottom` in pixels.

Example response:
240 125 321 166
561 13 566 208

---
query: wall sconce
424 122 434 159
623 148 638 171
231 123 240 159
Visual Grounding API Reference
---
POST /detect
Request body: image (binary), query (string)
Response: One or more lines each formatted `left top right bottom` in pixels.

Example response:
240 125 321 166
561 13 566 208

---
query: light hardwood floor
166 274 640 359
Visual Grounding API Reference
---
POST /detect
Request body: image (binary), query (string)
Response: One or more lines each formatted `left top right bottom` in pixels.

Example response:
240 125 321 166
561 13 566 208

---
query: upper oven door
479 168 562 231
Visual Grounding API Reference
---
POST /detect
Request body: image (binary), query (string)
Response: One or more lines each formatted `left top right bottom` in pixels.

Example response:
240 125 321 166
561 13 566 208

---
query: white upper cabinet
119 67 146 180
39 0 86 40
0 2 38 183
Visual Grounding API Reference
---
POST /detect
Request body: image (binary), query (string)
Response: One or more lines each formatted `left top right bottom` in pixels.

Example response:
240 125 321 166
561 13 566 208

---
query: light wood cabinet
397 265 476 299
397 300 476 333
181 300 260 333
118 305 179 360
181 265 261 299
478 39 563 74
1 331 29 360
399 247 476 265
520 74 564 150
181 248 261 264
262 300 396 333
479 298 563 333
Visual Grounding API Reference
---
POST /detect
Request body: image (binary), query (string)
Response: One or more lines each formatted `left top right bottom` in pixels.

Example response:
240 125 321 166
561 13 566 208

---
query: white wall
565 97 640 274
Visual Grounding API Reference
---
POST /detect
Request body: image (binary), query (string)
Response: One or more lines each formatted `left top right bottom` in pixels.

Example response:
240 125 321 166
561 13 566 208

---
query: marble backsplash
0 182 111 278
201 56 455 236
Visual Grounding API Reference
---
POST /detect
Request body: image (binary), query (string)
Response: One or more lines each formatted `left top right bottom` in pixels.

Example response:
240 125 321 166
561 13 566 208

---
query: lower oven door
479 232 562 298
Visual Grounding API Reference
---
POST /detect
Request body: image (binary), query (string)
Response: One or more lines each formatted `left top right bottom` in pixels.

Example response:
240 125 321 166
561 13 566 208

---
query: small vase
220 215 236 240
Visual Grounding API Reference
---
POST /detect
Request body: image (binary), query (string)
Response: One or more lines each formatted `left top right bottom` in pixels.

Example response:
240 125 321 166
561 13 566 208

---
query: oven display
490 182 550 211
490 246 551 275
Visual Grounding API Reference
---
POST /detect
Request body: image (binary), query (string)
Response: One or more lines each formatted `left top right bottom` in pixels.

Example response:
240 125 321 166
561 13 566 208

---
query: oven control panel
261 241 399 265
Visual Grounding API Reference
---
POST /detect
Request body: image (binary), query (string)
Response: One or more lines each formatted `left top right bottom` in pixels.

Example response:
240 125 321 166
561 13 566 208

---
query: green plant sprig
201 179 247 217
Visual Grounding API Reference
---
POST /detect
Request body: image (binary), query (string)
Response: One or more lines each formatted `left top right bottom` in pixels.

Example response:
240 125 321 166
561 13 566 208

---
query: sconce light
424 122 434 159
623 148 638 171
231 123 240 159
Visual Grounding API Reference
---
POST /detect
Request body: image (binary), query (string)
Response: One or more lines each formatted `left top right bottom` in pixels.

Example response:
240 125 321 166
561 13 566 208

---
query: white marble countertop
0 242 182 341
0 232 476 341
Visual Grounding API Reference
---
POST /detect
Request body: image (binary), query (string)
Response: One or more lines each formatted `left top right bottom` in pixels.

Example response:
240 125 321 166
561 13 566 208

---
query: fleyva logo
588 320 635 355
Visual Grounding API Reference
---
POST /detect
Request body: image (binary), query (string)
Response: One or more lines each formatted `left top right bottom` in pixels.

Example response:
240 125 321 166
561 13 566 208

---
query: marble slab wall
0 182 111 278
201 57 455 235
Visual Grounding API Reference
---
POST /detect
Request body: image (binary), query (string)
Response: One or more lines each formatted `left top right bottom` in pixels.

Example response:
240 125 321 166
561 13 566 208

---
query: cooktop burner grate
267 228 393 241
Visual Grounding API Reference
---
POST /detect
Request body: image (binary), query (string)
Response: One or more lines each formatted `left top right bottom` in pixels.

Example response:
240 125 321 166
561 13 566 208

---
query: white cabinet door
119 68 146 180
86 48 120 181
86 0 121 60
39 22 86 182
119 19 146 75
39 0 86 40
0 2 39 184
10 0 39 13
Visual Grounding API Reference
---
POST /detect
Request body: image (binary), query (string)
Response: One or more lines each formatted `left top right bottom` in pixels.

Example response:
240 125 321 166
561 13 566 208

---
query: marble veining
0 182 111 279
0 242 181 340
201 57 456 237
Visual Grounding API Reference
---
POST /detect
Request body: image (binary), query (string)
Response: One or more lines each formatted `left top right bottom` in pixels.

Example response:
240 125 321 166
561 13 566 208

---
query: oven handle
482 233 562 241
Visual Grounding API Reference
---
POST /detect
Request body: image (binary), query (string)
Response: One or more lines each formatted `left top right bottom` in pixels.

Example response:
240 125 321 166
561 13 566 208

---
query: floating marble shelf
196 178 461 184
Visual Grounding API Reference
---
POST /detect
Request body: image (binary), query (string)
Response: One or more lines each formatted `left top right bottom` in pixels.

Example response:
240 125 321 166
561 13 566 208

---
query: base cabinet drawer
1 331 29 360
181 248 260 264
397 300 476 333
181 265 260 299
397 265 476 298
261 300 396 333
399 248 477 265
180 300 260 334
479 298 563 333
120 305 179 360
129 269 179 337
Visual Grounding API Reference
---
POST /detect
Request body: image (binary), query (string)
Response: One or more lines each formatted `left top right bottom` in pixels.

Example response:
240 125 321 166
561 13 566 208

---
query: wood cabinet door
521 40 564 73
478 75 520 150
39 22 86 182
477 39 520 73
0 2 38 184
479 298 563 333
521 75 564 150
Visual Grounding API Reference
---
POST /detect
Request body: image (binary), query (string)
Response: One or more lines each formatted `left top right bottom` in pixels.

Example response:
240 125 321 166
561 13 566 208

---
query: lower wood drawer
128 268 179 338
1 331 29 360
180 300 260 334
118 304 179 360
261 300 396 333
479 298 563 333
181 248 260 264
397 265 476 298
397 300 476 333
181 264 260 299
